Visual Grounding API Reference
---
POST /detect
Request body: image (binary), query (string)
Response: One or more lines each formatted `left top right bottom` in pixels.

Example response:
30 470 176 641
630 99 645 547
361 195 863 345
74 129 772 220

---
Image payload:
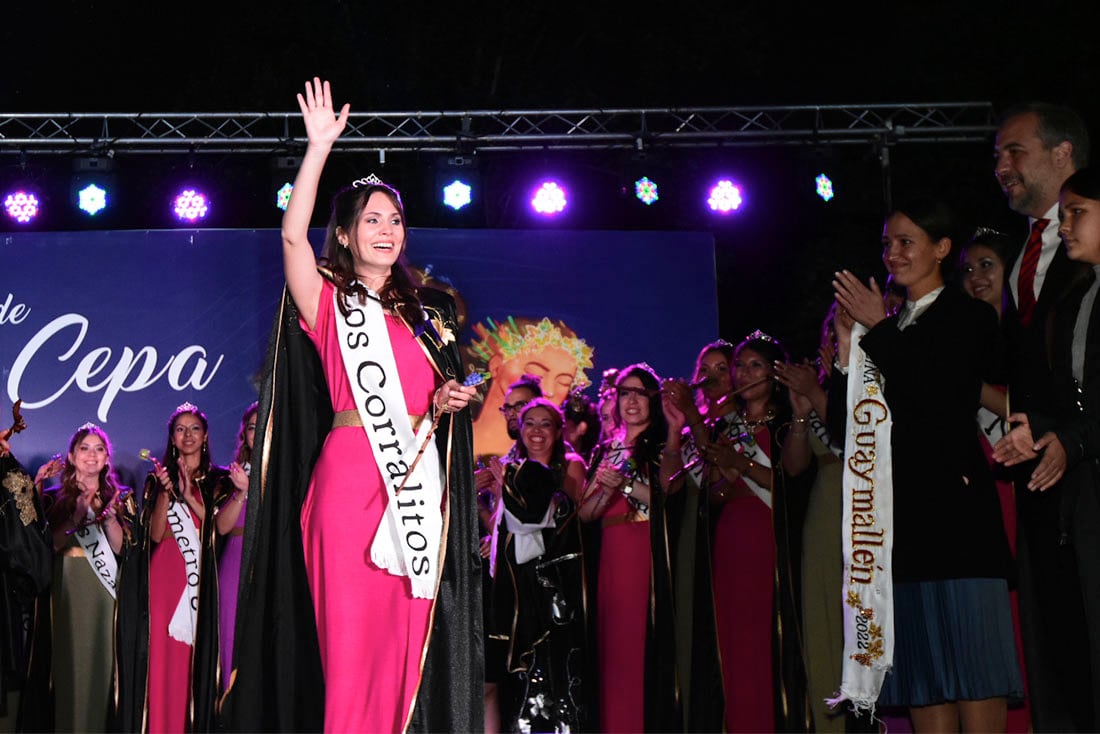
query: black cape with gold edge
0 452 51 729
113 463 230 733
219 277 484 733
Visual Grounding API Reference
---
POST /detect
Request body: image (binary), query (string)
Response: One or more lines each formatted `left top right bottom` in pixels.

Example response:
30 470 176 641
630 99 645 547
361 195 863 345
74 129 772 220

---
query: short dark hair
999 102 1091 170
507 373 543 398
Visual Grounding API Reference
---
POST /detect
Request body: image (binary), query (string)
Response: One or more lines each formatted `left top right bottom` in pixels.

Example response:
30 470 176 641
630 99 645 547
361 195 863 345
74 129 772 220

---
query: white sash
74 508 119 599
828 322 894 715
727 415 774 508
333 288 443 599
166 497 202 646
503 502 555 564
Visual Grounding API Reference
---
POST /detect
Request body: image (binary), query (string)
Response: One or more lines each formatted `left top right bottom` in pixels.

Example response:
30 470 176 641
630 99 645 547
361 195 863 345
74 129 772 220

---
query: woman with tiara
116 401 231 733
216 401 257 692
222 78 481 734
578 362 680 732
27 423 135 733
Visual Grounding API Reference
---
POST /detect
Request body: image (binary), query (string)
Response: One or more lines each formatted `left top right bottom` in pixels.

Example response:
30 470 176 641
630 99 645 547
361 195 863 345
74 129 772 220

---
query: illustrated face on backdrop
339 190 406 280
492 345 578 407
733 347 774 404
694 349 733 404
172 413 207 459
960 244 1006 308
881 212 949 299
501 386 538 439
994 112 1069 218
520 405 560 459
1060 190 1100 264
616 375 652 429
70 433 108 482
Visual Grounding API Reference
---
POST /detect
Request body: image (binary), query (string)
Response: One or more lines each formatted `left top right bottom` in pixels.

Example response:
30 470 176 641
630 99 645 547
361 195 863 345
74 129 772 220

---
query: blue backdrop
0 227 717 486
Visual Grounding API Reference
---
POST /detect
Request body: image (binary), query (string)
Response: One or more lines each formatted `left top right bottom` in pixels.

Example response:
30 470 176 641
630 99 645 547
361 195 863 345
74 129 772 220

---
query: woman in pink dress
215 401 257 692
221 77 483 734
579 362 680 732
121 402 231 733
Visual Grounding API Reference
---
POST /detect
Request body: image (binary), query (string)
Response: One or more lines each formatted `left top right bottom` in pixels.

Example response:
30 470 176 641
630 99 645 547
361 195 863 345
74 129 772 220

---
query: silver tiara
77 421 99 432
351 174 385 188
174 401 200 414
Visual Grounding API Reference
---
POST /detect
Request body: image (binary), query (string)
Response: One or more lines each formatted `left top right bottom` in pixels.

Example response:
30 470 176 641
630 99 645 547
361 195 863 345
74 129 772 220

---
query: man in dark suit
993 101 1094 731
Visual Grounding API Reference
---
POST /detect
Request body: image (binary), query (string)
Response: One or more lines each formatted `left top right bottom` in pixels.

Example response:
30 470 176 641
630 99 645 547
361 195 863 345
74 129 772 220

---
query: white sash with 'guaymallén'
166 498 202 645
334 288 443 600
74 508 119 599
827 321 894 716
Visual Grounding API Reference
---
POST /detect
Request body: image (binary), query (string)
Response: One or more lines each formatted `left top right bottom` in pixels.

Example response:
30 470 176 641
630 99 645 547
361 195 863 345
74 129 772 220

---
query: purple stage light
173 189 209 222
815 173 835 202
78 183 108 216
442 179 472 210
634 177 659 206
707 180 743 213
4 191 40 223
276 182 293 211
531 181 567 215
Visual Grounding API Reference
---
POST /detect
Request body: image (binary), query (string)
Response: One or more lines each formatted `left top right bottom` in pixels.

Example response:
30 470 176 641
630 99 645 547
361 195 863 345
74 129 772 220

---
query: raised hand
832 270 887 329
297 77 350 148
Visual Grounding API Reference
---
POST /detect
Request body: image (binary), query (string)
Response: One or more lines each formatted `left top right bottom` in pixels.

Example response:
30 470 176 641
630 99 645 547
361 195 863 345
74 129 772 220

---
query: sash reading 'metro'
334 288 443 600
827 322 894 715
166 498 202 645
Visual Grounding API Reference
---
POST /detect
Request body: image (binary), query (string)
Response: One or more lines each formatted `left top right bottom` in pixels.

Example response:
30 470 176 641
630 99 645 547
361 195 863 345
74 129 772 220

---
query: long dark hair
733 332 790 419
692 339 735 412
614 362 668 469
49 423 125 525
318 182 424 326
235 401 259 466
162 403 213 485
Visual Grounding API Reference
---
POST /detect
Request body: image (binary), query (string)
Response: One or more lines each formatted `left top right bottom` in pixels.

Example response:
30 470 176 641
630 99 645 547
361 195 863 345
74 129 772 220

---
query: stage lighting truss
0 103 997 156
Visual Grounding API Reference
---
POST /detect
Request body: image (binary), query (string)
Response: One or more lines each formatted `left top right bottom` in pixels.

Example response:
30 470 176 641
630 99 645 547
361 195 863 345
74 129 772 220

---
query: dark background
4 1 1100 364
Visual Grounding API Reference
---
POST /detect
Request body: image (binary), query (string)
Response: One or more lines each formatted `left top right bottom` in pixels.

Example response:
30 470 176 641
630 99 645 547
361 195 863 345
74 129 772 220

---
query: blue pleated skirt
878 578 1024 707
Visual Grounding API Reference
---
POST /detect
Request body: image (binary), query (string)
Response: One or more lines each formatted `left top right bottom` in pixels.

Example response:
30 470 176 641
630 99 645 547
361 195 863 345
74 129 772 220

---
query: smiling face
1059 190 1100 265
732 347 774 403
338 190 406 281
960 243 1006 310
881 212 949 300
520 404 561 461
69 432 108 485
994 112 1071 218
172 413 207 459
694 348 733 404
616 375 652 430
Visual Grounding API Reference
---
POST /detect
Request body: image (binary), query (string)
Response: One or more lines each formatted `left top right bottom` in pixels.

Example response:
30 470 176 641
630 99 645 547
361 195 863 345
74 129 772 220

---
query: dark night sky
6 1 1100 354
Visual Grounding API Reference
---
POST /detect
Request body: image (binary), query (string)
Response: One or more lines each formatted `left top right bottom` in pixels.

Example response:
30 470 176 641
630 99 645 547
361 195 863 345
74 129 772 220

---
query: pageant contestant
221 78 482 734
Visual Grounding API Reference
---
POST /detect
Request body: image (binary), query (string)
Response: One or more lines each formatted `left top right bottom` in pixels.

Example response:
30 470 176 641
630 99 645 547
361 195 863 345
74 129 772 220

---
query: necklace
738 407 776 434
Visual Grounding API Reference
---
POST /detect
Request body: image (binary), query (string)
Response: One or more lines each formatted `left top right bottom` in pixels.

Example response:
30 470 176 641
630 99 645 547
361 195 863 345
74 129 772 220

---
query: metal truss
0 103 996 156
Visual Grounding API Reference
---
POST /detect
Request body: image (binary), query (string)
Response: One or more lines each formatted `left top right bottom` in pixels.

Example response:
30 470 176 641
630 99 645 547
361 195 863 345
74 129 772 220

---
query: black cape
220 281 484 733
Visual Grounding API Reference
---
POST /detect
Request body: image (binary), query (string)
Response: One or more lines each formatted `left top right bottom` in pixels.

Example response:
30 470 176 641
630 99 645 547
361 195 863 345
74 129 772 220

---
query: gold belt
62 546 86 558
603 511 648 529
333 409 426 433
229 528 245 537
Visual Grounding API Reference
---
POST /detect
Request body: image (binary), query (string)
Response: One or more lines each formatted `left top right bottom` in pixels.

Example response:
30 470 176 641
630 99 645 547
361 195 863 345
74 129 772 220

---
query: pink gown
712 428 775 733
147 493 203 734
596 476 651 733
300 280 436 733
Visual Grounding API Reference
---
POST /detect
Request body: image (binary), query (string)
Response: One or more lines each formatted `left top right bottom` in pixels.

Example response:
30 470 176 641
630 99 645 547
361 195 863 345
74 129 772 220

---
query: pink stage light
173 188 209 222
4 191 40 223
531 181 567 215
707 180 743 213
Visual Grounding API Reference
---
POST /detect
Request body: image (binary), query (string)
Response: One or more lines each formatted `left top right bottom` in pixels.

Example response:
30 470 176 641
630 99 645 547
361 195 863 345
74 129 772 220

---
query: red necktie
1017 218 1048 327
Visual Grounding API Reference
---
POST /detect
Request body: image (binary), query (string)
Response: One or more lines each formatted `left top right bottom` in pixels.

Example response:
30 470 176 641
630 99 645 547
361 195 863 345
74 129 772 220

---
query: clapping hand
833 270 886 329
